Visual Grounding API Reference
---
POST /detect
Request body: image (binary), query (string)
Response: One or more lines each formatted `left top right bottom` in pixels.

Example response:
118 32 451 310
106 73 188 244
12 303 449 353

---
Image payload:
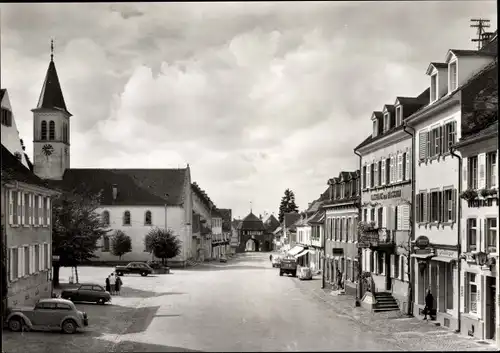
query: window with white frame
377 208 383 228
431 74 437 101
395 106 402 126
486 151 497 188
402 152 407 180
34 244 40 272
362 165 367 189
486 218 497 252
468 273 478 314
416 193 426 223
24 246 29 277
444 121 457 151
449 61 457 91
468 156 478 189
383 113 390 132
24 193 30 226
373 120 378 137
467 218 477 251
443 189 453 222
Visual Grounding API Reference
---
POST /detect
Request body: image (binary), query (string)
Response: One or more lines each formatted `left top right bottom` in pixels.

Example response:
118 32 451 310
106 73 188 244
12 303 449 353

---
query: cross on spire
50 38 54 61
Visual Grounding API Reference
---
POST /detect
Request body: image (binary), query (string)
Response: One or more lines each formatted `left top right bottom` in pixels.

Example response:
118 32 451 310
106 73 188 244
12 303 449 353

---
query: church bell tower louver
32 39 72 180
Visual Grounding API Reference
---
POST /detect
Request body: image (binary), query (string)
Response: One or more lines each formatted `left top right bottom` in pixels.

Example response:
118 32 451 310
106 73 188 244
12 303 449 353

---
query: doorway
485 276 496 340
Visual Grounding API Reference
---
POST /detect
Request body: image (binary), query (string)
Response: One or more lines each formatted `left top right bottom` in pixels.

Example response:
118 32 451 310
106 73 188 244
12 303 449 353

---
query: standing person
115 275 122 296
105 275 111 293
109 273 116 295
269 254 273 262
424 288 434 321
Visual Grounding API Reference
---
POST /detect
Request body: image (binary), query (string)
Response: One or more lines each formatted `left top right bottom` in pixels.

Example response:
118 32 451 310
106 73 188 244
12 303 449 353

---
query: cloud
1 1 496 218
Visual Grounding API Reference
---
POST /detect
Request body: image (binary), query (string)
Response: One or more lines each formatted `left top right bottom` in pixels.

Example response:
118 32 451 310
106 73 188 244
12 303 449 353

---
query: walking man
423 287 434 321
109 273 116 295
269 254 273 262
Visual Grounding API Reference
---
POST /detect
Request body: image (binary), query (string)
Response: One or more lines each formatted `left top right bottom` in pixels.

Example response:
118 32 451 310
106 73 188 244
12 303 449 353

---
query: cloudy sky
1 2 496 219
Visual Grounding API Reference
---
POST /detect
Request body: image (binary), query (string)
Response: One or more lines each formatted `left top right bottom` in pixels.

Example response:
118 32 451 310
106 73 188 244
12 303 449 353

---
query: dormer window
383 113 390 132
449 61 457 92
395 106 402 126
430 74 437 102
373 120 378 137
1 108 12 127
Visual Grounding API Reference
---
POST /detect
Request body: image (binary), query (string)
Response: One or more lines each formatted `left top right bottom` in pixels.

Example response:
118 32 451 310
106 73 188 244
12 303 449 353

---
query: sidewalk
295 276 497 351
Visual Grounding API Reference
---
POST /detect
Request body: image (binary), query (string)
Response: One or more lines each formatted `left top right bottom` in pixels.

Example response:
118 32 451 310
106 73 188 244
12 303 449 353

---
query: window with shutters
362 165 366 189
430 74 437 102
377 208 383 229
11 248 18 279
431 127 441 157
467 218 477 251
419 131 428 161
486 218 497 252
444 121 457 151
24 246 29 277
34 244 40 272
346 218 351 242
397 154 403 181
429 191 440 222
41 121 47 140
389 157 394 183
449 61 457 91
11 191 19 225
385 158 390 185
370 209 375 224
443 189 453 222
370 164 375 188
468 156 478 189
394 206 399 230
486 151 497 188
467 273 478 314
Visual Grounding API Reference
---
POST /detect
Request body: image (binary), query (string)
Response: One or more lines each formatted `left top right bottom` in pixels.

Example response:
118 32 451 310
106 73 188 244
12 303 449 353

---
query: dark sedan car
60 284 111 305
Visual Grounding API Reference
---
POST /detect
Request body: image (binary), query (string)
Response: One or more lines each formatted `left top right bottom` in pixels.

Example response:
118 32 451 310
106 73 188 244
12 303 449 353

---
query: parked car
5 298 88 334
298 266 313 280
115 262 153 276
220 255 227 263
279 257 298 277
60 284 111 304
272 256 282 268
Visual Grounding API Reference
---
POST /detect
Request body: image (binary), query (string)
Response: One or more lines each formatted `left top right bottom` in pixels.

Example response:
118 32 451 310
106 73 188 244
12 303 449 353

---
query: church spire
34 39 71 116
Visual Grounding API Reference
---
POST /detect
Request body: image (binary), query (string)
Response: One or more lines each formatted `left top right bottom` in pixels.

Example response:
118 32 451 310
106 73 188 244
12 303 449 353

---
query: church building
31 45 198 266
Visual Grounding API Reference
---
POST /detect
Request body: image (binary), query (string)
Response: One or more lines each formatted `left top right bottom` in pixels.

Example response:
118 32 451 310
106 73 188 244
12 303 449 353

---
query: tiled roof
283 212 301 230
191 182 214 209
35 60 71 115
429 62 448 69
48 168 187 206
238 212 265 231
308 210 325 224
264 214 280 233
454 121 498 148
1 144 55 191
355 124 407 151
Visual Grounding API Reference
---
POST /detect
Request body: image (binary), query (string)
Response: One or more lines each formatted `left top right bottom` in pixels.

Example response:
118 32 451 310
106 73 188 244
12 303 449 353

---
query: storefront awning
411 253 434 259
431 256 456 263
288 246 304 256
295 249 310 258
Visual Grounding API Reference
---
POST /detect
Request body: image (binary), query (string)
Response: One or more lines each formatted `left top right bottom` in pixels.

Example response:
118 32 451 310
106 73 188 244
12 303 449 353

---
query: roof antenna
470 18 491 50
50 38 54 61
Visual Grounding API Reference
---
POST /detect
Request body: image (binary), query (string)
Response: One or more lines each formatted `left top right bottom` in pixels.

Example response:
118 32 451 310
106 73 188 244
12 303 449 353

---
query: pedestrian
115 275 122 296
109 273 116 295
105 275 111 293
269 254 273 262
336 269 342 289
424 288 434 321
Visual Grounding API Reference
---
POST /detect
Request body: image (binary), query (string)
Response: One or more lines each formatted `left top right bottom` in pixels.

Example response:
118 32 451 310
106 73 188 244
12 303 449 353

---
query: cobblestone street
3 253 497 352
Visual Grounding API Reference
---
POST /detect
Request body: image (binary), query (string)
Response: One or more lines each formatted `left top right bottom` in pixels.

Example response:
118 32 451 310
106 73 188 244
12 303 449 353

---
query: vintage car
60 284 111 304
115 262 153 276
5 298 88 334
298 266 313 280
219 255 228 263
279 257 298 277
271 256 282 268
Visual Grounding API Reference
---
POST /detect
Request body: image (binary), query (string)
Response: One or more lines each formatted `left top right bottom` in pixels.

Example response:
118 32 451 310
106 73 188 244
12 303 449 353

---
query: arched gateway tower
236 212 273 253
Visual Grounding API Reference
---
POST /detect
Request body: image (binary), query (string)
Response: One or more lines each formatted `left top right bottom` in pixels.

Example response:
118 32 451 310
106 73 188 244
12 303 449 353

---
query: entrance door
486 277 496 340
430 262 438 309
385 252 392 291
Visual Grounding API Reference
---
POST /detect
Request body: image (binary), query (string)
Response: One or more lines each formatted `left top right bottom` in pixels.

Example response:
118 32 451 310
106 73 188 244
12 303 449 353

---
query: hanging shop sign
415 235 430 249
370 189 402 201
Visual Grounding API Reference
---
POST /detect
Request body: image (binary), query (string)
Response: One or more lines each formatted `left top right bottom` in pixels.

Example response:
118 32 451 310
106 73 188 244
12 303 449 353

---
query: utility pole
470 18 491 49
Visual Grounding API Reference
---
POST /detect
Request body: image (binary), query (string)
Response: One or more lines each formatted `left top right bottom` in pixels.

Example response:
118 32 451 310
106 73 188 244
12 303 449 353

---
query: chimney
112 184 118 201
308 202 312 209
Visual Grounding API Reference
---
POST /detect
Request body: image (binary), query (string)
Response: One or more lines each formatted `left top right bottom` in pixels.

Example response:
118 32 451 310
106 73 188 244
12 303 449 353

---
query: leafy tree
278 188 299 223
144 228 182 266
52 186 110 286
111 230 132 260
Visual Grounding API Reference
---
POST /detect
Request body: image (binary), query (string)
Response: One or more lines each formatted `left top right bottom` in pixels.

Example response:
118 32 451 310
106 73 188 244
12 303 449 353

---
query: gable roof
238 212 265 231
283 212 301 230
308 210 325 224
264 214 280 233
49 168 187 206
1 144 56 191
0 89 5 101
35 59 71 116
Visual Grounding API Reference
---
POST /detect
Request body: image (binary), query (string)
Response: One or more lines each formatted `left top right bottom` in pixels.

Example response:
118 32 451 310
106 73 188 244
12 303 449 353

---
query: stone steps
373 292 400 313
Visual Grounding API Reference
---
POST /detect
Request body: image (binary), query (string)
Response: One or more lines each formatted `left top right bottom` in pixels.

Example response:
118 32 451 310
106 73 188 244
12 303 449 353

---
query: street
3 252 497 352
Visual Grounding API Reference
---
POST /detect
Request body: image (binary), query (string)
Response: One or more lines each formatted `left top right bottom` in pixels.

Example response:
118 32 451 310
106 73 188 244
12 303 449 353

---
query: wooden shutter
374 162 378 187
438 125 444 155
382 207 387 228
20 192 25 225
463 159 468 191
389 157 394 183
46 198 51 226
381 159 386 185
28 194 32 225
38 197 43 225
478 153 486 189
419 131 427 161
437 191 443 222
405 150 411 180
390 255 395 278
443 123 449 153
451 189 457 222
401 205 410 230
366 164 371 188
8 190 13 225
423 192 429 222
415 194 421 223
397 154 402 181
30 245 35 274
397 206 402 230
17 248 23 278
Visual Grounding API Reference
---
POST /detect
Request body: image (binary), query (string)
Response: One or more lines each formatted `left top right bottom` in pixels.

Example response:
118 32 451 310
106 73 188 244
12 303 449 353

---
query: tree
278 188 299 223
111 230 132 260
144 228 182 266
52 186 110 286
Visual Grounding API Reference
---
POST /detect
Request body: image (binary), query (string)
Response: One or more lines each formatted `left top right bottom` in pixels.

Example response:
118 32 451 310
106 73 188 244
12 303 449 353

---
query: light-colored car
5 298 88 334
272 257 282 268
298 266 313 280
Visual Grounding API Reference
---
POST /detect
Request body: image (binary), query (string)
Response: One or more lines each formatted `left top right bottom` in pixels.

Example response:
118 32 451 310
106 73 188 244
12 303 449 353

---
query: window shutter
389 157 394 183
20 192 25 225
443 123 449 153
415 194 421 223
374 162 378 187
16 192 21 225
381 160 386 185
382 207 387 228
46 198 51 226
419 131 427 161
401 204 410 230
18 247 24 277
390 255 395 278
451 189 457 222
478 153 486 189
392 156 397 183
423 192 429 222
399 154 404 181
8 190 13 225
397 206 402 230
438 125 444 155
38 197 43 225
366 164 371 188
30 245 34 274
463 159 468 191
405 151 410 180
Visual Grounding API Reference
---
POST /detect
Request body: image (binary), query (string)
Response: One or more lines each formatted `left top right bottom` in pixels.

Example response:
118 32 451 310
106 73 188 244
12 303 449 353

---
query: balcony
461 188 498 208
357 221 394 249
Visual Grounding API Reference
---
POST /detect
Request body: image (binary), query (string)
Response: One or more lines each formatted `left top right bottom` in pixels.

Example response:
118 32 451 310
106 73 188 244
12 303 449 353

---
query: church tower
32 40 71 180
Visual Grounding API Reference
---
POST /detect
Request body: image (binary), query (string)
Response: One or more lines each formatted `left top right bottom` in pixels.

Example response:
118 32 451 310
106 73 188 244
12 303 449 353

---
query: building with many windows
405 47 496 330
323 171 360 296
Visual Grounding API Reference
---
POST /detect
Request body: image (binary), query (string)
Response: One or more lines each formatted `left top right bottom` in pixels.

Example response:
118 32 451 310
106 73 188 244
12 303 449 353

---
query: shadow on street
112 340 204 352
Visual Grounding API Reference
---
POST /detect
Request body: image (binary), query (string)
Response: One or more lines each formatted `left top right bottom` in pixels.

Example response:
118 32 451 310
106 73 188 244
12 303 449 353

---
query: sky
1 2 496 219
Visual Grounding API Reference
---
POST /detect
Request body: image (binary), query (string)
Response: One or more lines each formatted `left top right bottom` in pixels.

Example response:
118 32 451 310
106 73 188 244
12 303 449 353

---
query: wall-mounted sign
371 189 402 201
436 249 457 258
414 248 434 255
415 236 430 249
332 248 344 256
